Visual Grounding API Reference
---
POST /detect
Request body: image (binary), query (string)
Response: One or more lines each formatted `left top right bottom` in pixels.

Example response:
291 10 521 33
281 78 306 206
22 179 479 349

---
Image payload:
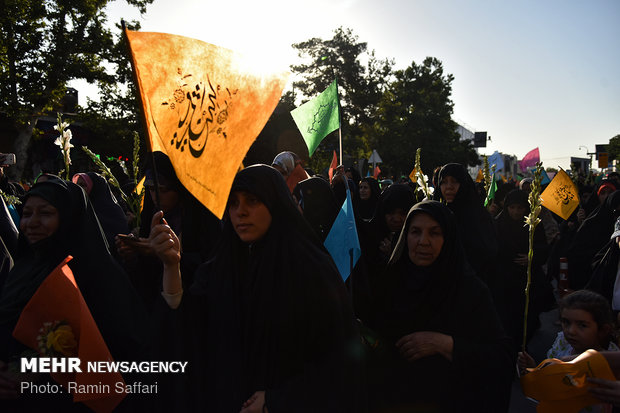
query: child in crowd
518 290 618 412
519 290 618 370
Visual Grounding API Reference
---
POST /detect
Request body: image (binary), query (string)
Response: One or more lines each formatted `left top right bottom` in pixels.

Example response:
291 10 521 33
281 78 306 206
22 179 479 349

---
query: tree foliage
608 134 620 161
0 0 152 180
368 57 479 177
290 27 393 173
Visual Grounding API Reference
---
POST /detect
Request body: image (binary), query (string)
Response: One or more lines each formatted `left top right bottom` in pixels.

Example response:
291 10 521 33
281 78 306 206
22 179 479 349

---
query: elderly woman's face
359 181 371 200
407 212 444 266
440 176 460 203
228 190 272 243
20 196 60 244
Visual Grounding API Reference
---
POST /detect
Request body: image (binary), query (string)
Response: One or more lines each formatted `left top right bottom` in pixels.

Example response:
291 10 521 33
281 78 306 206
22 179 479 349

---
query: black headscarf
382 200 470 332
567 190 620 289
434 163 481 208
139 152 220 257
366 200 513 411
432 163 498 282
292 176 339 242
494 189 551 347
369 184 416 238
355 177 381 221
0 177 150 363
81 172 129 246
189 165 360 412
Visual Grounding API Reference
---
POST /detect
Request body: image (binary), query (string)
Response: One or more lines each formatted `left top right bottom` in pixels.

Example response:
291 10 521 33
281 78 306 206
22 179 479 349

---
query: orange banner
125 29 288 218
540 169 580 220
13 256 125 413
521 350 616 413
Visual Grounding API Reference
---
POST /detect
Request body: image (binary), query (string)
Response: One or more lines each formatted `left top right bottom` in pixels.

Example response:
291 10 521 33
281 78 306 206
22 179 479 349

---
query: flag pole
336 78 342 165
121 20 161 212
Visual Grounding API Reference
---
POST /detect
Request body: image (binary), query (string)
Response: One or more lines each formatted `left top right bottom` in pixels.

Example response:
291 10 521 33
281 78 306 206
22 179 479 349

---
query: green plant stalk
0 189 21 206
482 155 491 196
82 143 144 230
414 148 431 199
522 162 543 352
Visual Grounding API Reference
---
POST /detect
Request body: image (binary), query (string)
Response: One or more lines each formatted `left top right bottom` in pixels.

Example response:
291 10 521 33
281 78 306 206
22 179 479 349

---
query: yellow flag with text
125 29 288 218
540 169 580 220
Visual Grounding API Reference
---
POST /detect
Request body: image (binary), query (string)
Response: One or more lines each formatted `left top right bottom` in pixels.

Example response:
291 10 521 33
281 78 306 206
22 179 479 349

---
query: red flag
373 165 381 179
519 147 540 172
328 150 338 183
13 256 125 413
286 163 310 193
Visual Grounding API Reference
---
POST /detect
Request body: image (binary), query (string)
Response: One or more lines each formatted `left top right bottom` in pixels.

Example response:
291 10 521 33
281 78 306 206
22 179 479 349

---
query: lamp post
579 146 594 172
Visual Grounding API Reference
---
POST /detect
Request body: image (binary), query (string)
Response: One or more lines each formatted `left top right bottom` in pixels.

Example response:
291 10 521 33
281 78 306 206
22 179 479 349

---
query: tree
0 0 152 180
290 27 393 172
607 134 620 162
368 57 479 177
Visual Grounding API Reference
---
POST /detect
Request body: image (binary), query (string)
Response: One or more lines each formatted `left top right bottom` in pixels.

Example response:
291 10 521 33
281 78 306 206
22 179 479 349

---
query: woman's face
359 181 371 200
385 208 407 233
440 176 460 203
20 196 60 244
507 203 528 221
228 190 272 243
149 185 180 214
407 212 444 267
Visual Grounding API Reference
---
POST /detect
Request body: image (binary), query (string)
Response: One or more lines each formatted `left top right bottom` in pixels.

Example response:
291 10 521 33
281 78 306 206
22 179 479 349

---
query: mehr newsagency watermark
18 357 188 395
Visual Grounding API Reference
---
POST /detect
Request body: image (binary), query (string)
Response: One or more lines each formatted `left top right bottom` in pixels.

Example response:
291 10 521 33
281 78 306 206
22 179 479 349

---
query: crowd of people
2 151 620 412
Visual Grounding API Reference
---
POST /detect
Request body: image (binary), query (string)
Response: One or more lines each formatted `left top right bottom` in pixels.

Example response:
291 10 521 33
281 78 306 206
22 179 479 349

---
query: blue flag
529 167 551 185
324 188 361 282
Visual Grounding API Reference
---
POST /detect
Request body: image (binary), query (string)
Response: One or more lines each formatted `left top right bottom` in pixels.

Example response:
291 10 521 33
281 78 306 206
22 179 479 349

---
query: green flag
291 79 340 156
484 174 497 207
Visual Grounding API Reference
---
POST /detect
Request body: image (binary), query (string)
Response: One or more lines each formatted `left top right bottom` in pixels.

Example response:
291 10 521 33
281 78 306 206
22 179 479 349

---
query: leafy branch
82 132 144 230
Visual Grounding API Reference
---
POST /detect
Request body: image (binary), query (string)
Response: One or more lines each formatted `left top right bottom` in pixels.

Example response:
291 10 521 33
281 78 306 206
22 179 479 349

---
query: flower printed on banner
37 320 77 357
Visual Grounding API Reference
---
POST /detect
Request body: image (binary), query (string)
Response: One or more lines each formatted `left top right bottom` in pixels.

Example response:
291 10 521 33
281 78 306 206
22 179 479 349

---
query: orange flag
286 163 310 193
521 350 615 413
328 150 338 183
373 166 381 179
124 28 288 218
409 167 417 183
540 169 580 220
475 169 484 183
13 256 125 413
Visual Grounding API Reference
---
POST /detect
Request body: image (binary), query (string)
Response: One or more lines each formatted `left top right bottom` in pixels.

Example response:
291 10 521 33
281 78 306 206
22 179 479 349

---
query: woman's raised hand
149 211 180 267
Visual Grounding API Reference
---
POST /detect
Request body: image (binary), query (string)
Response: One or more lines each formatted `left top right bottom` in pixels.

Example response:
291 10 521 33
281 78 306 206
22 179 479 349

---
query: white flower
54 129 73 165
53 122 70 132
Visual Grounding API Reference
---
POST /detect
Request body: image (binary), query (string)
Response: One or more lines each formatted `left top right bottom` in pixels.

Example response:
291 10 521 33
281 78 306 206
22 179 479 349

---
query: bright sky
76 0 620 171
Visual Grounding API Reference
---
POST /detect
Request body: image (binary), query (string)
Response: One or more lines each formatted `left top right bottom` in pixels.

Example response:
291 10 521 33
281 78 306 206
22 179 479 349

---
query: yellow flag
475 169 484 183
125 29 288 218
409 167 417 183
540 169 580 220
